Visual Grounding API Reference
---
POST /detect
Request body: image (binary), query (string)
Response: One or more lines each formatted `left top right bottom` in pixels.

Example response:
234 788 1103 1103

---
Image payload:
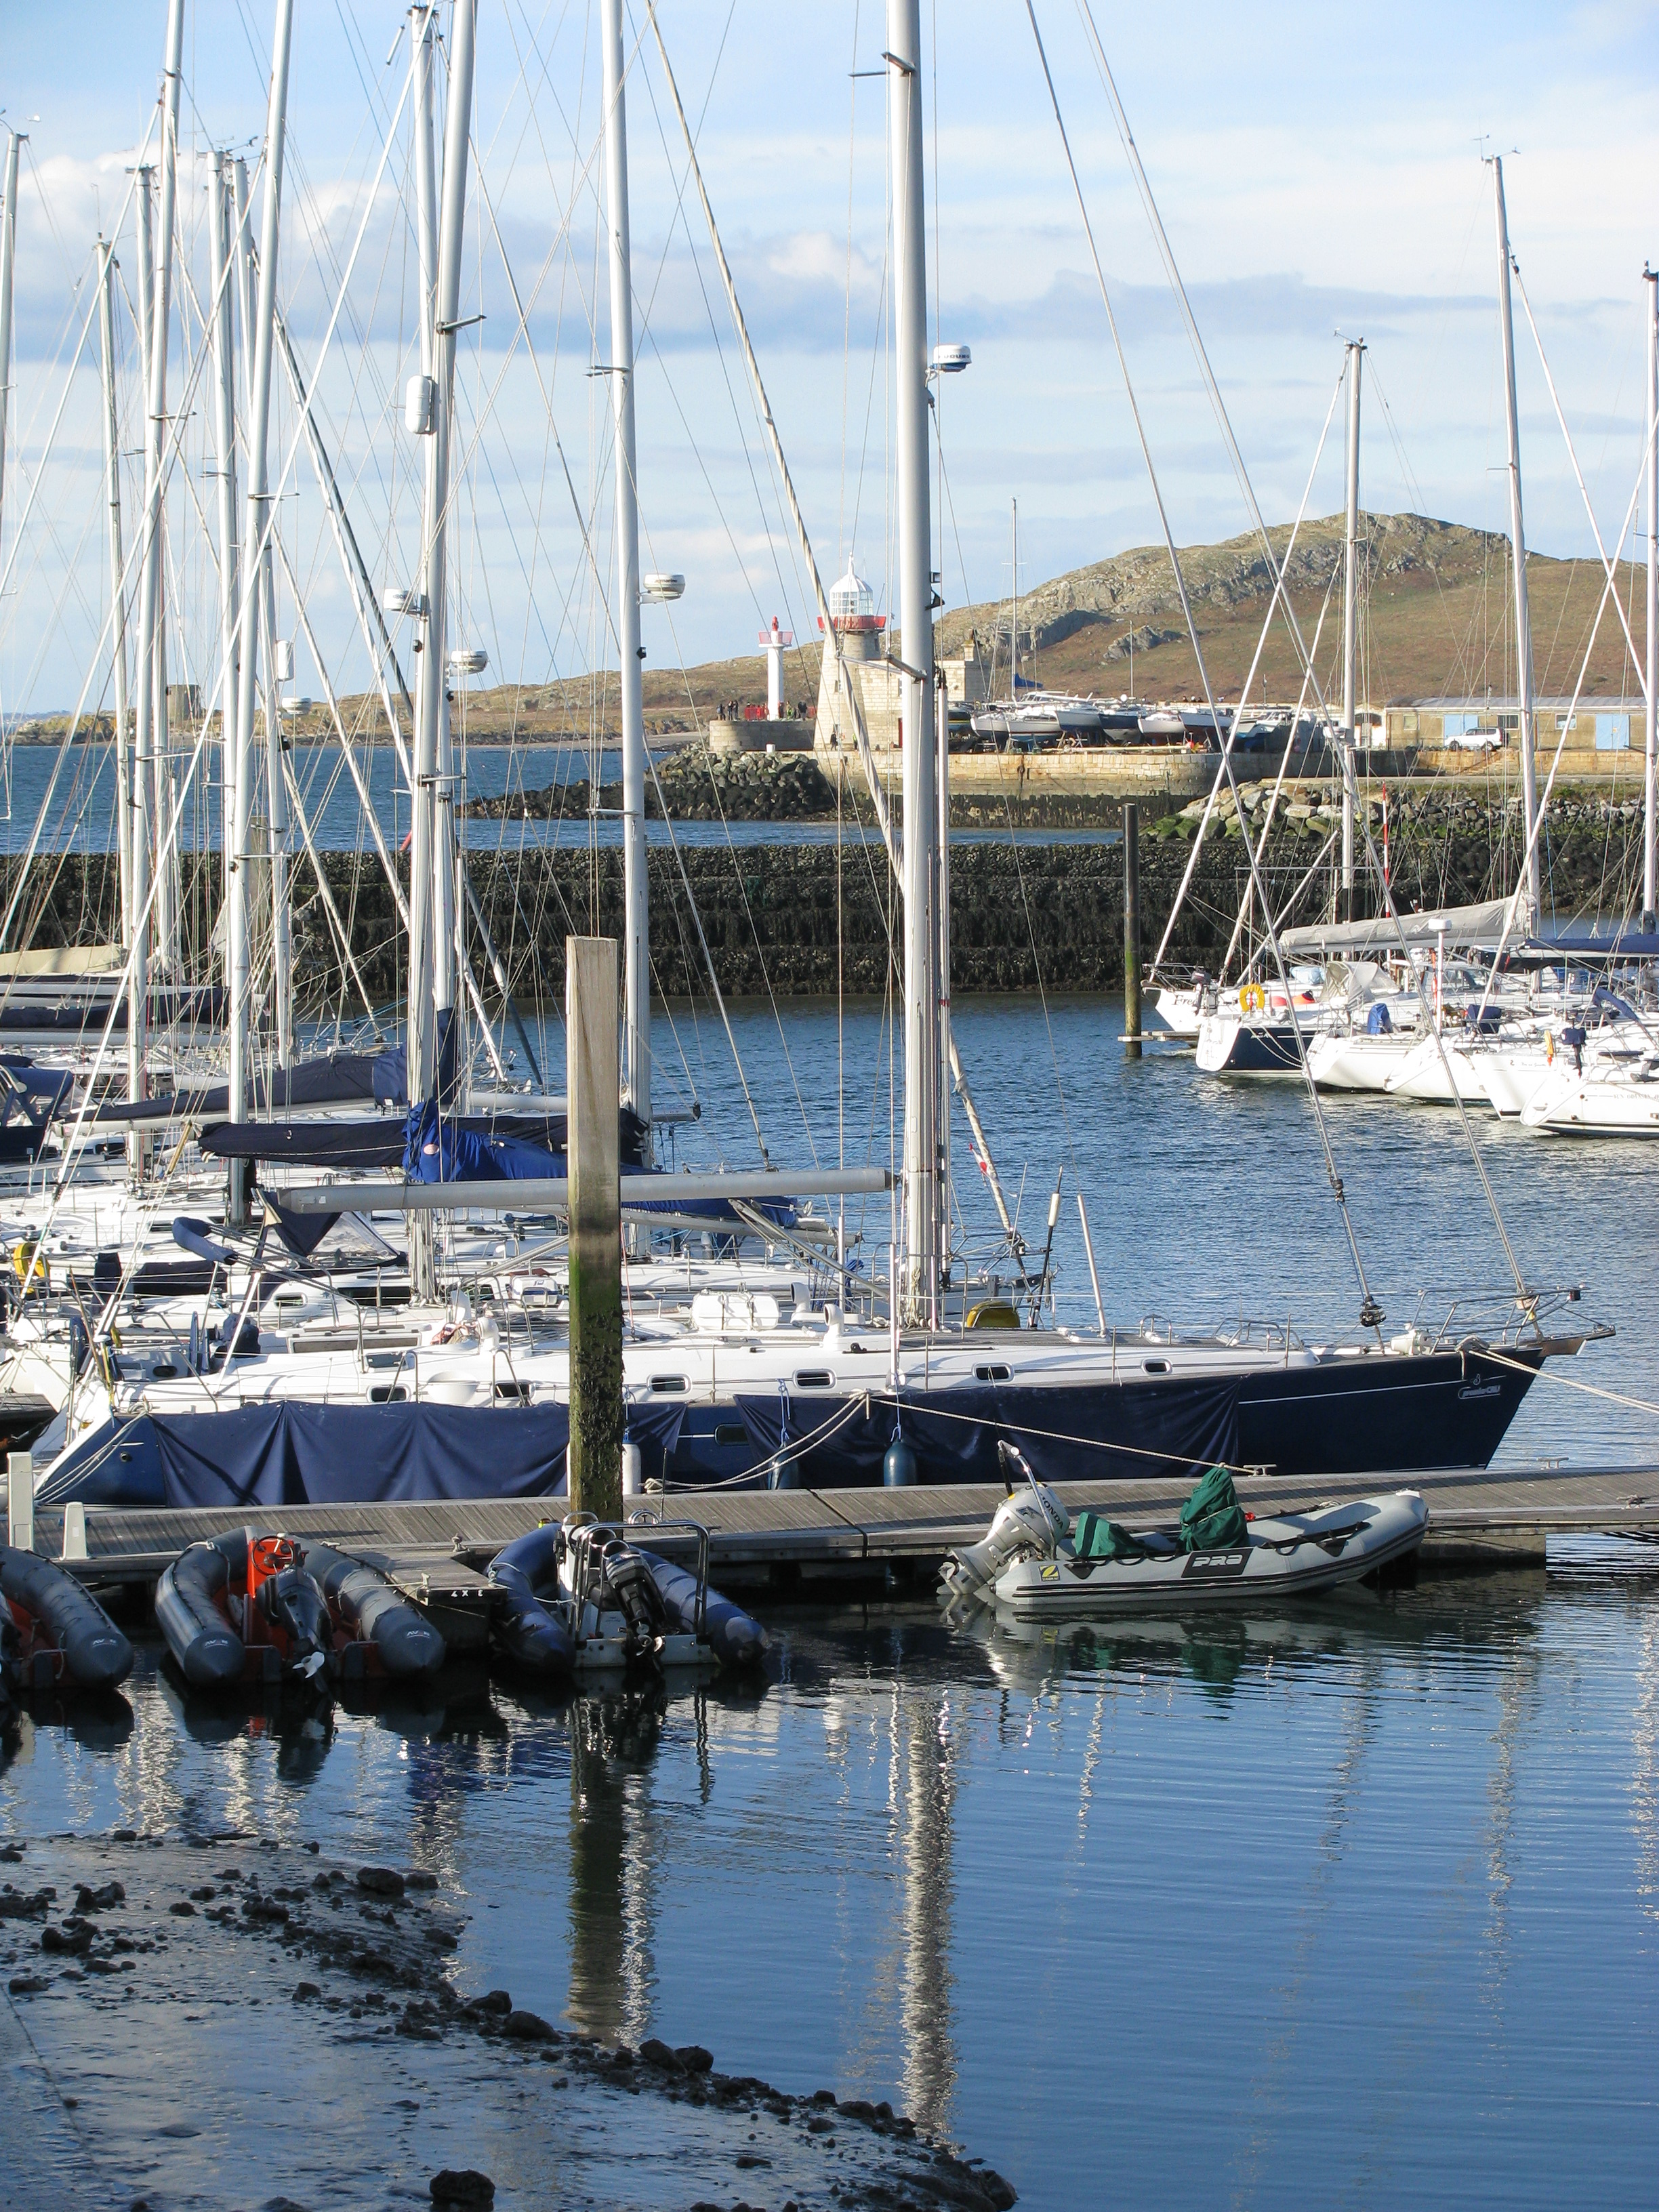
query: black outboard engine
598 1540 668 1664
256 1565 333 1681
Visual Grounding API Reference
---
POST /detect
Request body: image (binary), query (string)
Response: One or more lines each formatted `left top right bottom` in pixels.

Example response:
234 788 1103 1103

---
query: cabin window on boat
369 1385 408 1404
649 1374 689 1394
793 1370 834 1390
973 1363 1011 1383
1143 1358 1170 1374
493 1381 531 1402
714 1423 747 1446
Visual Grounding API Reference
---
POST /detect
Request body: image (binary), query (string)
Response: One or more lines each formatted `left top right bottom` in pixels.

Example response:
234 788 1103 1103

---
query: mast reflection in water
9 1563 1659 2212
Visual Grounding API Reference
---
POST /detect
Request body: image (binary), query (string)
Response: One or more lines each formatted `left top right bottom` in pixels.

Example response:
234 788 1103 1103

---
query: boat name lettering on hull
1181 1549 1252 1580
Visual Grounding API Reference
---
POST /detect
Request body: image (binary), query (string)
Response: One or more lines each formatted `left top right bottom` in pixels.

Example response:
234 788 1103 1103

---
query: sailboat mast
1010 497 1018 696
230 0 294 1141
96 237 133 955
1493 157 1541 917
888 0 939 1325
149 0 184 979
129 162 156 1119
1340 340 1362 919
0 130 22 569
407 0 476 1117
209 155 249 1216
430 0 470 1086
1644 266 1657 931
407 3 440 1109
601 0 650 1133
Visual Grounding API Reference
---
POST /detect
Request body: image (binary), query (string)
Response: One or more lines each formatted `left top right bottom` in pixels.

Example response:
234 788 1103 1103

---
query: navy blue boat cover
39 1397 693 1508
735 1375 1241 1488
39 1401 572 1508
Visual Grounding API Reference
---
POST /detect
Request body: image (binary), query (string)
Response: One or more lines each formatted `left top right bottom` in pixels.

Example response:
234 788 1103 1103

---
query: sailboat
22 2 1607 1512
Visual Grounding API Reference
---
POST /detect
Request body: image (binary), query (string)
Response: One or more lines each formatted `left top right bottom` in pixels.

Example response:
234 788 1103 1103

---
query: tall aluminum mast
209 155 249 1217
1340 340 1363 919
148 0 184 976
600 0 650 1131
230 0 295 1162
129 163 157 1120
407 0 476 1115
1493 157 1540 918
0 130 22 569
1644 266 1657 932
96 237 134 954
888 0 939 1325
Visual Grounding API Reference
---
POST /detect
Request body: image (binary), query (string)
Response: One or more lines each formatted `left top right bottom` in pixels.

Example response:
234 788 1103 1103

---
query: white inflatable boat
941 1449 1428 1619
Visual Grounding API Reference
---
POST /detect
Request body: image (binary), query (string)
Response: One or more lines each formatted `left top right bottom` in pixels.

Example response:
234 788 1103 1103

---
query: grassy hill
51 511 1622 750
933 512 1650 710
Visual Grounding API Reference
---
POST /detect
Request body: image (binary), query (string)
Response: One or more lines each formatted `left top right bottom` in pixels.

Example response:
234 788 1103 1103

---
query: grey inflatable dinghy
304 1542 446 1679
941 1448 1428 1618
495 1517 765 1675
155 1531 332 1689
1 1545 134 1690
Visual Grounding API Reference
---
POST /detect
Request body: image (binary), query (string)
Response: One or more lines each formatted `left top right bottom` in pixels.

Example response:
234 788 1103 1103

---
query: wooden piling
1123 801 1142 1058
565 935 622 1519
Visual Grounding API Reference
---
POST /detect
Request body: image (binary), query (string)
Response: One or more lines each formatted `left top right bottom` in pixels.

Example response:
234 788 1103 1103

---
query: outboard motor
255 1563 333 1681
245 1535 331 1681
599 1540 668 1663
939 1441 1071 1603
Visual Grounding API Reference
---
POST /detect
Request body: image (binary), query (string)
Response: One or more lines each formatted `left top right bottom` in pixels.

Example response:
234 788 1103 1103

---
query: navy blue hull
663 1345 1542 1490
1208 1022 1305 1075
43 1350 1544 1509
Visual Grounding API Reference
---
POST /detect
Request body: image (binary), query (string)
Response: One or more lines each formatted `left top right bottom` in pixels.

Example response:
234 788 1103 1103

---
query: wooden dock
30 1462 1659 1638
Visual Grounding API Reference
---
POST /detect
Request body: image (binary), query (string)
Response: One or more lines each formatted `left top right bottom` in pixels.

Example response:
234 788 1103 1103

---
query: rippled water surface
7 1559 1659 2210
646 991 1659 1472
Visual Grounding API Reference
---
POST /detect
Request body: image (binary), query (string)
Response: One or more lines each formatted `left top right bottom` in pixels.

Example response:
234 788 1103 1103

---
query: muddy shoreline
1 1818 1015 2212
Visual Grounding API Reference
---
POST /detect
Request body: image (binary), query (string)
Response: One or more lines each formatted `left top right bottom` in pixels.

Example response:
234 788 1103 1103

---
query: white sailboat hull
1521 1067 1659 1136
1382 1034 1490 1105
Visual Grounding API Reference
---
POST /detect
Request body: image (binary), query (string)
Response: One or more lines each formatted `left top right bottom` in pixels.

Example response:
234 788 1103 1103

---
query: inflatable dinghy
942 1447 1428 1619
488 1517 764 1675
155 1532 332 1689
1 1545 134 1691
157 1533 445 1687
487 1524 576 1678
302 1542 445 1679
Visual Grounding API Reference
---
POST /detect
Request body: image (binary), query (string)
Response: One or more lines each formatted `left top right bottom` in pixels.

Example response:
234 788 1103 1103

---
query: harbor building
812 562 991 759
1384 695 1652 776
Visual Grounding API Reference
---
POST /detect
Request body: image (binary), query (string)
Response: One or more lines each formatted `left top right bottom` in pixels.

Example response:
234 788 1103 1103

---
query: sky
0 0 1655 715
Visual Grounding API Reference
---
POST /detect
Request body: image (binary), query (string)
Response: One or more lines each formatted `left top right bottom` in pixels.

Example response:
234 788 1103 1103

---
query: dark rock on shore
0 1828 1018 2210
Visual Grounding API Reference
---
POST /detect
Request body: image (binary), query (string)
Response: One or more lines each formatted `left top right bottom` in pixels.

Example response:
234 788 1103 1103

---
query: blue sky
1 0 1655 712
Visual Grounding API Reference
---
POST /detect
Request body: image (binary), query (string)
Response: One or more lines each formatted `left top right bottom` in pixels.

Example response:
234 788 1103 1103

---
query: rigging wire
1024 0 1392 1328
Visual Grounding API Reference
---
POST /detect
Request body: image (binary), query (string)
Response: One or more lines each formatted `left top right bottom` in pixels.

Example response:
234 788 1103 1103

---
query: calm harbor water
0 741 1109 853
12 937 1659 2207
7 1558 1659 2209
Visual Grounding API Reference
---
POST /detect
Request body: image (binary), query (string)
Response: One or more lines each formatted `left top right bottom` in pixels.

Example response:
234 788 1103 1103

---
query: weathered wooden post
1123 801 1142 1059
565 935 622 1519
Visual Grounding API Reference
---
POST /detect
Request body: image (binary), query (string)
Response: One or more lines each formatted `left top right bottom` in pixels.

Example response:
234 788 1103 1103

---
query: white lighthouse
760 614 794 720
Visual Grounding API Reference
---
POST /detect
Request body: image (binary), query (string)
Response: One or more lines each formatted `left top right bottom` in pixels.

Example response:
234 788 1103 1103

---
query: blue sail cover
403 1097 568 1185
39 1401 572 1508
97 1048 407 1124
735 1376 1241 1489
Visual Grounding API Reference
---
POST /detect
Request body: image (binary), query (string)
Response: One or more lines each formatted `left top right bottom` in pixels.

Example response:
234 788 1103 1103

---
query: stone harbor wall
1 790 1645 1012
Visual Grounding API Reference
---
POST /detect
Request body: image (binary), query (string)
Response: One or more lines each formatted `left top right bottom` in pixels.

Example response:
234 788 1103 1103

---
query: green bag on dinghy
1071 1510 1145 1561
1178 1466 1249 1553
